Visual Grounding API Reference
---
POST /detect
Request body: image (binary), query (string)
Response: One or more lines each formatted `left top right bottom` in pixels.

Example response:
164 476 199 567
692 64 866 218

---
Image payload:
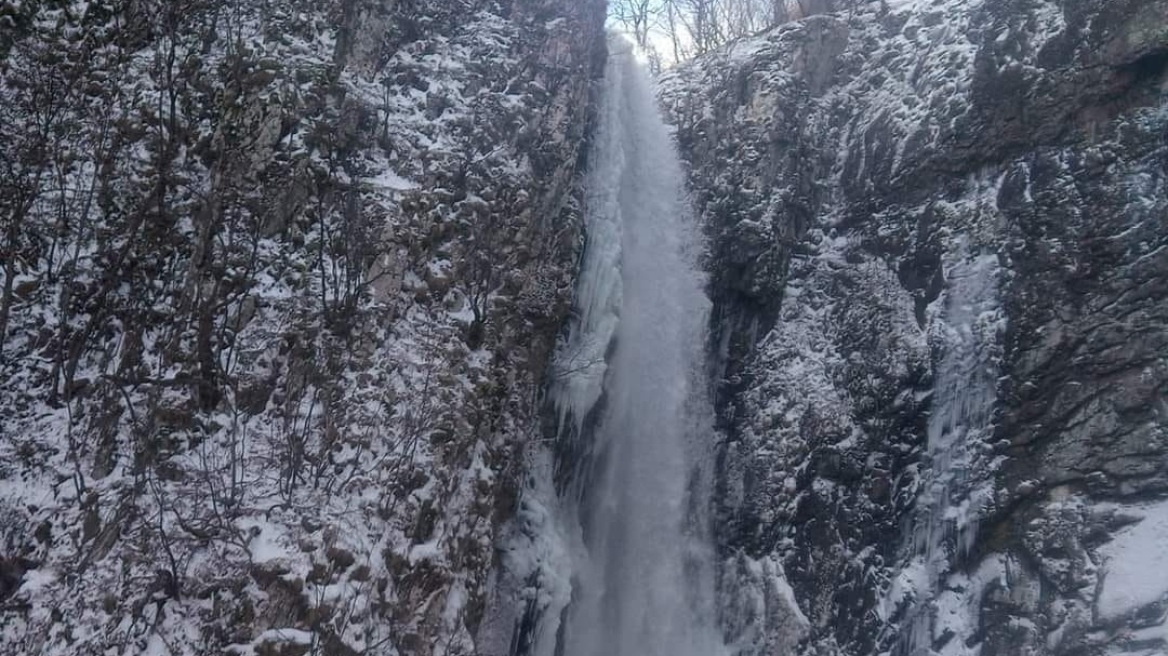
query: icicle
902 242 1002 656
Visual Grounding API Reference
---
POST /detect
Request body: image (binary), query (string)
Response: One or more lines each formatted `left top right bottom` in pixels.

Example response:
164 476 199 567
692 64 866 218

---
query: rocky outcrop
0 1 604 654
662 0 1168 654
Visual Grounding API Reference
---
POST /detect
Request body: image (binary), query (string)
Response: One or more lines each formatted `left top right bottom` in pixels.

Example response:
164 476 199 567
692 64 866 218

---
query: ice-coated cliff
662 0 1168 654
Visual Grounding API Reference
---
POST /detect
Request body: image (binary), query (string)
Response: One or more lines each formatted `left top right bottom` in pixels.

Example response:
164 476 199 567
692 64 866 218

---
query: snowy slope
0 1 605 654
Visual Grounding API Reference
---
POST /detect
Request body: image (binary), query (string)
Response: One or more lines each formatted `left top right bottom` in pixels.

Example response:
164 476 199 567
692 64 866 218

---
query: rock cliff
0 1 604 654
661 1 1168 654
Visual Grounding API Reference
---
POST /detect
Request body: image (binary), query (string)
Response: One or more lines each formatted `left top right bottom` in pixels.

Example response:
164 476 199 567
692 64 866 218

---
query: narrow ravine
536 38 727 656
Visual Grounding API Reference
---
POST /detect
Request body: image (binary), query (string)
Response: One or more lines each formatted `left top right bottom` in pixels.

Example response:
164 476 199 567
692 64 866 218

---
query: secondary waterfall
538 37 726 656
897 245 1002 656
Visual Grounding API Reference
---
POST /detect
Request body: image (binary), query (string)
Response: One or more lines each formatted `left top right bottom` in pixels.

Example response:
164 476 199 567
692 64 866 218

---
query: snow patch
1098 499 1168 620
365 167 419 191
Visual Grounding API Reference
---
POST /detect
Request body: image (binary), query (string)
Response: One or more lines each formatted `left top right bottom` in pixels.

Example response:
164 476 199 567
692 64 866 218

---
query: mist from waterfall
538 36 726 656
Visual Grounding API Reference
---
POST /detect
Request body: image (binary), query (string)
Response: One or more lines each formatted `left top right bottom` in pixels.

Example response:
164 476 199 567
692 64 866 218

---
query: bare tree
608 0 847 64
610 0 656 51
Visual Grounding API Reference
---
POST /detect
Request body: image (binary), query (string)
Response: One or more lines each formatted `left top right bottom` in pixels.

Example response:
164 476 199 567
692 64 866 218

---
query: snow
725 35 770 64
1098 499 1168 620
1126 623 1168 647
748 553 810 629
227 628 316 656
879 558 928 622
237 517 294 566
365 168 418 191
258 628 315 644
902 554 1012 656
16 568 57 596
408 538 443 565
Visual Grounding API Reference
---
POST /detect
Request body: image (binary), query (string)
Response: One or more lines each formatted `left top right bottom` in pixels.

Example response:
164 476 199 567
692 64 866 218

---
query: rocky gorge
0 0 1166 655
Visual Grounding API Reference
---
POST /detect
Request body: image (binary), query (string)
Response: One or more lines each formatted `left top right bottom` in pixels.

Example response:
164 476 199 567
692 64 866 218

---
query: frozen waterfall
898 244 1002 656
538 37 726 656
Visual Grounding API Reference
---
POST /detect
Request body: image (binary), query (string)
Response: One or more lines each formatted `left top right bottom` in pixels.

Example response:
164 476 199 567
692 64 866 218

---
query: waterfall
536 36 726 656
898 244 1002 656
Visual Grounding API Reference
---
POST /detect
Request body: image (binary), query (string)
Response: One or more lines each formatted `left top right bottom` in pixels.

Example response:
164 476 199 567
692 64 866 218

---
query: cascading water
898 244 1002 656
536 37 727 656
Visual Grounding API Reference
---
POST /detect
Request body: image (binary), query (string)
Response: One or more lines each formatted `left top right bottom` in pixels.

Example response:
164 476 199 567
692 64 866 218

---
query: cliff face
5 0 1166 653
661 1 1168 654
0 1 604 654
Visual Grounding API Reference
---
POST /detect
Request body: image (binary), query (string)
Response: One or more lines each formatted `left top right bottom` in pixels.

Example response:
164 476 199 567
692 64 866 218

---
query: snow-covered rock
0 1 605 654
661 0 1168 654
